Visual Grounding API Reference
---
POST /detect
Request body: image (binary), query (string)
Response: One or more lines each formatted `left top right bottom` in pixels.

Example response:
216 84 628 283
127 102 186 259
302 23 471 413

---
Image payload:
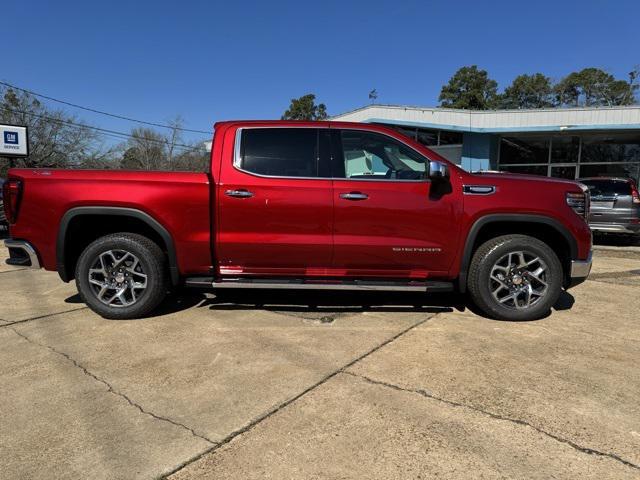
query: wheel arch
57 207 179 285
458 214 577 292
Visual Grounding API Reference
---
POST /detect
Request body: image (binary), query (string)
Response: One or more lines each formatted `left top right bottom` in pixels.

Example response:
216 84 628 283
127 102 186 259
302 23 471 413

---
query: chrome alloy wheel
88 250 148 307
489 251 548 310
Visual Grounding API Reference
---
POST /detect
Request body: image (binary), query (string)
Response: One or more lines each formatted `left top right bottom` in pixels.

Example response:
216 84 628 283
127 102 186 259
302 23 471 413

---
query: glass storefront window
550 165 577 179
499 133 640 184
499 137 549 164
550 136 580 163
579 163 640 184
372 126 640 182
500 165 548 177
416 129 438 146
372 123 460 147
581 133 640 163
395 126 418 141
439 131 463 145
375 124 417 141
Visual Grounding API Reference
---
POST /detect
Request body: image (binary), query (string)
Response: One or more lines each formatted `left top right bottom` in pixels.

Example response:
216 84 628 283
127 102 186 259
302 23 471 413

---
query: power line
0 80 213 135
1 106 207 152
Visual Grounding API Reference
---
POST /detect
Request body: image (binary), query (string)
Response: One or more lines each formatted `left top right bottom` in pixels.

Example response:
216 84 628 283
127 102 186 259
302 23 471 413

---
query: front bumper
4 239 41 269
566 251 592 289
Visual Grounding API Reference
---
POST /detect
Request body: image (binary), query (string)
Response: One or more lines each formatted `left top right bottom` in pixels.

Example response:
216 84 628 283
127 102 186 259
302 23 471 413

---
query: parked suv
579 177 640 237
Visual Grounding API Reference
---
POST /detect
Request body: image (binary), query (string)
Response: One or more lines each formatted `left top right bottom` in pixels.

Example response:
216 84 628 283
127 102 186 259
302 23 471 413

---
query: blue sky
4 0 639 144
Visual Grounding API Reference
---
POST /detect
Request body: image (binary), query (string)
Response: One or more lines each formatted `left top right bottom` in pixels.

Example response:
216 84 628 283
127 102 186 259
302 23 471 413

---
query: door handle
340 192 369 201
225 189 254 198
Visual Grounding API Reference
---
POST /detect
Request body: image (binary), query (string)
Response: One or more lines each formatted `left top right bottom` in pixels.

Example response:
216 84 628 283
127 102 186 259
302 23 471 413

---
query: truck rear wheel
467 234 563 321
75 233 168 319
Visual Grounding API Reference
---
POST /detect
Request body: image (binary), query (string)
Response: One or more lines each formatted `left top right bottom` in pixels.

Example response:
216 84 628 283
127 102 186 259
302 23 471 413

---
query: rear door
330 128 459 279
216 127 333 276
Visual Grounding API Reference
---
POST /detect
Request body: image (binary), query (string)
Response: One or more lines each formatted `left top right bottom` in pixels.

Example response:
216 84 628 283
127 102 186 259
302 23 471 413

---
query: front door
216 127 333 276
331 129 458 279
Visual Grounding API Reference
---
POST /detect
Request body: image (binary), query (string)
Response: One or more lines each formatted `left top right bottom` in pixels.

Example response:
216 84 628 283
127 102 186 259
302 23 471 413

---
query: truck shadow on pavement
65 288 575 321
193 289 576 322
199 289 461 315
593 232 640 247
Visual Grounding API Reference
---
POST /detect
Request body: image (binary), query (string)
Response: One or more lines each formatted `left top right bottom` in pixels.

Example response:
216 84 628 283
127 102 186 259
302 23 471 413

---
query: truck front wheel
467 234 563 321
75 233 168 319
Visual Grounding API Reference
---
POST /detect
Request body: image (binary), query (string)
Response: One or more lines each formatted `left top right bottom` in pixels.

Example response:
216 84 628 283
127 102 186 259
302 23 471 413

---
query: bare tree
0 87 104 175
120 128 167 170
165 115 185 170
172 143 209 172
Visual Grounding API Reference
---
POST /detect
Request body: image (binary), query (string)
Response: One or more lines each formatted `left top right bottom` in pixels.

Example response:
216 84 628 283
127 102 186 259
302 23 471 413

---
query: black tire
467 234 563 321
75 233 168 319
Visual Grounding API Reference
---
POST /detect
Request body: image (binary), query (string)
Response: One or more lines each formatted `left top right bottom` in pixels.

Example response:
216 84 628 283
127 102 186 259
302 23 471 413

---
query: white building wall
331 105 640 132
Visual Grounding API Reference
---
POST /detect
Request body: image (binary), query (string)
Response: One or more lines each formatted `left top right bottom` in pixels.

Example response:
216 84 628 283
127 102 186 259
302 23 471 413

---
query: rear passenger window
239 128 319 177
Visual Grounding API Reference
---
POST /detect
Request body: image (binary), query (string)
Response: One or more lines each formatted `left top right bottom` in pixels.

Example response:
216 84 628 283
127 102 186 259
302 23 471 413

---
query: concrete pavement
1 246 639 479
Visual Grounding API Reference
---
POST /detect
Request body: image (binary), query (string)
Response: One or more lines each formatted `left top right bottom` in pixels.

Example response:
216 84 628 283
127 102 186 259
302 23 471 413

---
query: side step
184 277 453 293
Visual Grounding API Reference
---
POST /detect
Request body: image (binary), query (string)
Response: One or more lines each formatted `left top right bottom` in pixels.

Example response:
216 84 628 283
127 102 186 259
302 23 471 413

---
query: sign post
1 124 29 167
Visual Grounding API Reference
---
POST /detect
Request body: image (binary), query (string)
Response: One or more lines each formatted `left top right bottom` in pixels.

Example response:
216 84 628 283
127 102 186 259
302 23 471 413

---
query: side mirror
429 161 448 180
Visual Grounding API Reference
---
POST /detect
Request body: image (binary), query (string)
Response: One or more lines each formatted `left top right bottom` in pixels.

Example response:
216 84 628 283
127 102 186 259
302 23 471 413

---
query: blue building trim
461 132 498 171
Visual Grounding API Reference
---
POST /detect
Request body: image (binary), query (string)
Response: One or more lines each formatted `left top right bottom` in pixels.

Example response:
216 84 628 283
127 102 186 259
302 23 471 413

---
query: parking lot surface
1 244 639 479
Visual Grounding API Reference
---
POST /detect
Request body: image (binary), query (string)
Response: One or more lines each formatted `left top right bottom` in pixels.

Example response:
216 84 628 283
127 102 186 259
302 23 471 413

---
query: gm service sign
0 124 29 157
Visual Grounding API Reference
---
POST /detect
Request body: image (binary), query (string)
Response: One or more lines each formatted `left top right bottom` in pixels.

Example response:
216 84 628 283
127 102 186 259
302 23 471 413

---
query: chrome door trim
232 126 433 183
232 127 332 181
225 189 254 198
339 192 369 201
463 185 496 195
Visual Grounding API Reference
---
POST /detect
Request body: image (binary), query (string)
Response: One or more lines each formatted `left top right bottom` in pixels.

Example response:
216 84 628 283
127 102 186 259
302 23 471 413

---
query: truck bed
7 169 212 278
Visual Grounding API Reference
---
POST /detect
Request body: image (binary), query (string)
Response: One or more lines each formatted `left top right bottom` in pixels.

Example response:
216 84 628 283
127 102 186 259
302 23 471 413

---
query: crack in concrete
9 327 216 446
588 277 639 287
343 371 640 472
161 314 436 478
0 268 28 274
0 307 90 328
589 270 640 280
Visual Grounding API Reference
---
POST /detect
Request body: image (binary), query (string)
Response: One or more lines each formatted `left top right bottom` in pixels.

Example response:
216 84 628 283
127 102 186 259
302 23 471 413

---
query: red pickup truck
3 121 592 321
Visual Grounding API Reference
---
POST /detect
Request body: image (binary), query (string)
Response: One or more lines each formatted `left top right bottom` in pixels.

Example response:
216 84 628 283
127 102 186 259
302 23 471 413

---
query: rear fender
57 207 179 285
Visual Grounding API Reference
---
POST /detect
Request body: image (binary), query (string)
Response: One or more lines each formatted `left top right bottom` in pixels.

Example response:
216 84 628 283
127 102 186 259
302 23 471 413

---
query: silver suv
579 177 640 237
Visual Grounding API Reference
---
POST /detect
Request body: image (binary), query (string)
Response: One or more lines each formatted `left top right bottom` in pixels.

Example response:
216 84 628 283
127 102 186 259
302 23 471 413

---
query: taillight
566 191 589 220
631 182 640 205
2 179 22 224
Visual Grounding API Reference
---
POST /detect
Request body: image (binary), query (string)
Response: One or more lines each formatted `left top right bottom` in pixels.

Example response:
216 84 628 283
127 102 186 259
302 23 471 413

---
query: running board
184 277 453 293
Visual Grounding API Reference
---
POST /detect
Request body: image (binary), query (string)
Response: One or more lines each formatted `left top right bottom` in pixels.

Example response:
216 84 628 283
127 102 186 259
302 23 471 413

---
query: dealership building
331 104 640 183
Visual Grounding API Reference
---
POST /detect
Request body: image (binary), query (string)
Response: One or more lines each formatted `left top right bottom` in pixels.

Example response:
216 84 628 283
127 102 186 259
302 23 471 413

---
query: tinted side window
337 130 428 181
240 128 319 177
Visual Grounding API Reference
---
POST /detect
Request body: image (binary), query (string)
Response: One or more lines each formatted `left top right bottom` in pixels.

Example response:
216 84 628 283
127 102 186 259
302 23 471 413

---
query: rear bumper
4 239 41 269
566 251 592 289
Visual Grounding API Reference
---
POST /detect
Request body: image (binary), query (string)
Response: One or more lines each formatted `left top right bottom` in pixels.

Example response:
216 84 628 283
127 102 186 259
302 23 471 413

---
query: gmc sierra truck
3 121 592 321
